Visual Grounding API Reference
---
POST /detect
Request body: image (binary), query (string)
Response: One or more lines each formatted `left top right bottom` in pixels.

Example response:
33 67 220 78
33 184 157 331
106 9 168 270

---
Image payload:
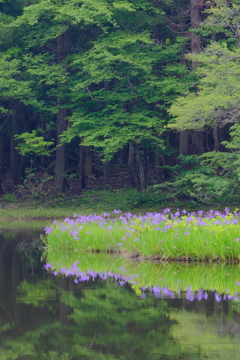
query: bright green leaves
63 25 190 160
202 0 240 47
0 56 34 112
15 130 54 157
169 43 240 130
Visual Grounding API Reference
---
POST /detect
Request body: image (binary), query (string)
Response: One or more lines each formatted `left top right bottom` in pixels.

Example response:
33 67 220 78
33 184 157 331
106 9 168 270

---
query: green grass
44 209 240 261
0 188 222 220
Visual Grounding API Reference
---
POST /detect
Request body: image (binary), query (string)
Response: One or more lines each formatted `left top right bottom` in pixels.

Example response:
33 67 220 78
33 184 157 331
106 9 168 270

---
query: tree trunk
79 143 86 189
128 143 140 189
135 146 148 192
179 130 190 155
128 143 147 191
52 32 69 194
0 117 5 194
85 146 93 177
179 0 203 156
103 161 111 189
191 0 202 61
11 102 25 186
190 130 204 154
155 149 162 182
213 124 220 151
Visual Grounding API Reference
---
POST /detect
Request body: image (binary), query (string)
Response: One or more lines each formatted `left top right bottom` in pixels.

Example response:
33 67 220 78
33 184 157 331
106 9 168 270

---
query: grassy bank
44 208 240 262
0 188 223 220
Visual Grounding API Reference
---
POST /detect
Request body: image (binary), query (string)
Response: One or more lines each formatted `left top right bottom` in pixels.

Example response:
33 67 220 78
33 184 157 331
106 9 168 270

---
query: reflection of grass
171 311 240 360
44 210 240 261
0 219 48 231
45 250 240 297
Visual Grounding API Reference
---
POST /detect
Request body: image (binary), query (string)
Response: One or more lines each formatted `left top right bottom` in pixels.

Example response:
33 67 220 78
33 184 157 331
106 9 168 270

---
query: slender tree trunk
103 161 111 189
190 0 202 57
128 143 140 188
128 143 147 191
0 117 5 194
53 107 67 192
135 146 148 192
179 130 190 155
79 143 86 189
11 102 25 186
213 124 220 151
155 149 162 182
179 0 203 156
85 146 93 177
52 32 69 194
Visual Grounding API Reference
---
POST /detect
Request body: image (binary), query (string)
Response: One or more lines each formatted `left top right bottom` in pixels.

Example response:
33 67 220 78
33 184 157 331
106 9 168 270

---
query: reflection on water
0 229 239 359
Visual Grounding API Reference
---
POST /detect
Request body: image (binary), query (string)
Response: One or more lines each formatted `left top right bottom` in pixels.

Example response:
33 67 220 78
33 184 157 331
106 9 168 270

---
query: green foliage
79 188 164 211
3 193 18 202
15 130 54 156
17 166 53 199
149 153 240 205
169 43 240 130
63 34 190 160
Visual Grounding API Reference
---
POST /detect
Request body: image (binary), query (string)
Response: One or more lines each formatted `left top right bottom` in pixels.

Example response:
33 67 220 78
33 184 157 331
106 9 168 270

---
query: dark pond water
0 228 240 359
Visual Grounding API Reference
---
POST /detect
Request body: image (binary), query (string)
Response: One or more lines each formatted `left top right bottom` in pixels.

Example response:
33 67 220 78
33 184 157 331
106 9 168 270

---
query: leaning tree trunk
52 32 69 194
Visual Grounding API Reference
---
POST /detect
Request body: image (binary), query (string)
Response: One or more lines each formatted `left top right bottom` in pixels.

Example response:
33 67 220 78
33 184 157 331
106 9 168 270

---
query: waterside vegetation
44 208 240 262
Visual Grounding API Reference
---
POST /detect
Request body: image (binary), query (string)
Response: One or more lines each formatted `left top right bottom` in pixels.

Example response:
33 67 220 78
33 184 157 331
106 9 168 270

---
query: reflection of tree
1 235 240 359
0 278 195 360
62 281 173 359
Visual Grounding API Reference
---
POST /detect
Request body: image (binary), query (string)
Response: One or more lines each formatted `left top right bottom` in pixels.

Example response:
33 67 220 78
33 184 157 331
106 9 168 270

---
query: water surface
0 228 239 359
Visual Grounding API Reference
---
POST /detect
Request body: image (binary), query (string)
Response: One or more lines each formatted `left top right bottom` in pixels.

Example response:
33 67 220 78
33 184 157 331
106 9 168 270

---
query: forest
0 0 240 207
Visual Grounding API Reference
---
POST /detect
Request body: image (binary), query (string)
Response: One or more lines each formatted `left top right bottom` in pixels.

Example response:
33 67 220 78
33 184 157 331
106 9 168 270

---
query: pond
0 228 240 359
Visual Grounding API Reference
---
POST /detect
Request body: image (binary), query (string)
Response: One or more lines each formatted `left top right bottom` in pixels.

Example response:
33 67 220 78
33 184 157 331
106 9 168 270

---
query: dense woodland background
0 0 240 207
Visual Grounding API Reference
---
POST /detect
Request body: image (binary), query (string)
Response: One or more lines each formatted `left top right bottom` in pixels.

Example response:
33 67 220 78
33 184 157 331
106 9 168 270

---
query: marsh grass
44 250 240 298
44 209 240 261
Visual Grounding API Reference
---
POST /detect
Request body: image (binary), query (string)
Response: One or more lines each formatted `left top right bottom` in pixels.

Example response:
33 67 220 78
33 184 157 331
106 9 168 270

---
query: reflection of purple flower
186 290 194 301
203 292 208 300
99 273 108 280
215 293 221 302
44 263 52 269
196 290 203 301
140 293 146 299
